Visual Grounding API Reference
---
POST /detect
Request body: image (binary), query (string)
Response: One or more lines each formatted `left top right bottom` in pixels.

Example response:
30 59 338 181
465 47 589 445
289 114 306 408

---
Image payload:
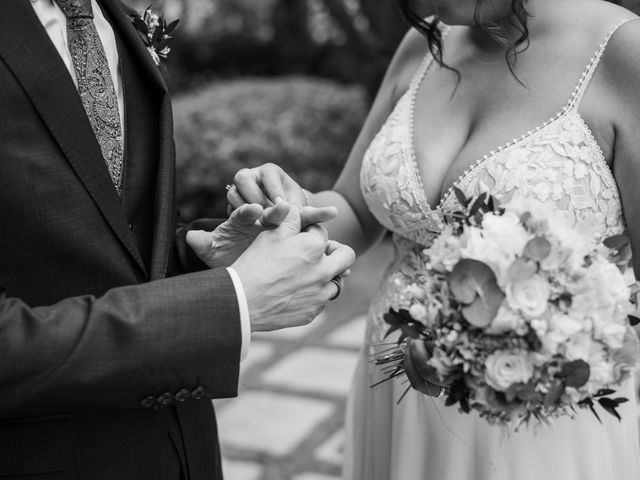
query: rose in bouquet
376 189 640 427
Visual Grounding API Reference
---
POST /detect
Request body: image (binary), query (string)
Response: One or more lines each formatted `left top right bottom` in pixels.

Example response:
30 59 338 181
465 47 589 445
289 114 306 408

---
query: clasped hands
186 164 355 332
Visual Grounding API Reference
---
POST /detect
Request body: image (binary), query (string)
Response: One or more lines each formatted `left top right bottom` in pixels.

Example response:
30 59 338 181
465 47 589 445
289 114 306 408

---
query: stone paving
214 240 394 480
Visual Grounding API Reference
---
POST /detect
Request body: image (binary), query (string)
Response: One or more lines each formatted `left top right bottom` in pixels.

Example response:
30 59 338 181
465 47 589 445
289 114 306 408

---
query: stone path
215 240 394 480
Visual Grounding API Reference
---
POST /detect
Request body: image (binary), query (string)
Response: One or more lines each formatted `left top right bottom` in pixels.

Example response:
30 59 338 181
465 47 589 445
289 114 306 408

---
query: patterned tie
55 0 124 196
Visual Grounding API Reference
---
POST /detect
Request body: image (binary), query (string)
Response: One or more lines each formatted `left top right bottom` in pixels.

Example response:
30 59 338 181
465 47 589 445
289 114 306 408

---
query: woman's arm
601 19 640 275
230 29 430 256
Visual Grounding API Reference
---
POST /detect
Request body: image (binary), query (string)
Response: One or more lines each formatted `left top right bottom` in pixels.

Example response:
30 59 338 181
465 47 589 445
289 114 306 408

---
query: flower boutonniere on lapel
129 6 179 66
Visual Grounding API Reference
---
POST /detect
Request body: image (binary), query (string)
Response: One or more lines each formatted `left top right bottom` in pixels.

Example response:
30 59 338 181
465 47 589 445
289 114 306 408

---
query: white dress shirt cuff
226 267 251 362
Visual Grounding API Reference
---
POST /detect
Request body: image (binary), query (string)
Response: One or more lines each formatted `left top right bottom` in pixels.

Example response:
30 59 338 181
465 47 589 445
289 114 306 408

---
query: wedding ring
329 276 344 301
225 184 233 191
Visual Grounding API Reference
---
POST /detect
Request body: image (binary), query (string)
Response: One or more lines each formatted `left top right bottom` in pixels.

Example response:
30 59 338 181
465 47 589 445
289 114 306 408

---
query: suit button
129 223 135 232
157 392 174 406
191 386 206 400
176 389 191 402
140 396 156 408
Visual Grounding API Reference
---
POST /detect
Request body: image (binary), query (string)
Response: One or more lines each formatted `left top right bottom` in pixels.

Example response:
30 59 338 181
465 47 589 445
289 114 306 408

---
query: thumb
274 205 302 238
185 230 215 256
231 203 264 228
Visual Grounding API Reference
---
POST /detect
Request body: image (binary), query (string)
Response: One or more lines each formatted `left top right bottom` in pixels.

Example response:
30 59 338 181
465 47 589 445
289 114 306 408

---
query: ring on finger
225 184 234 191
329 276 344 301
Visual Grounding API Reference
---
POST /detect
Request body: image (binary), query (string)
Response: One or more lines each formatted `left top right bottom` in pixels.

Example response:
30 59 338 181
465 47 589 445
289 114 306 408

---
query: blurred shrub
174 77 369 221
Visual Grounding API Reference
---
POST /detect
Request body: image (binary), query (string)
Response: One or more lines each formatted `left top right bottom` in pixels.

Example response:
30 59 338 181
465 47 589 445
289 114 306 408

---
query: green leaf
403 342 443 397
133 17 149 35
448 260 505 327
559 360 590 388
523 237 551 262
449 259 497 304
166 19 180 34
454 187 470 209
598 397 624 421
604 234 631 252
469 193 487 216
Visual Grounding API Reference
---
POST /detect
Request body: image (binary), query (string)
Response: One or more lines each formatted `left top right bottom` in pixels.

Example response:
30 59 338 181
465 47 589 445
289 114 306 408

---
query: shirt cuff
226 267 251 362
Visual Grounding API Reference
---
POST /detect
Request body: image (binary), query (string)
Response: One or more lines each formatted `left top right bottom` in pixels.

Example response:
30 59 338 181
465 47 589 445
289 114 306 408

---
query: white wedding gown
345 20 640 480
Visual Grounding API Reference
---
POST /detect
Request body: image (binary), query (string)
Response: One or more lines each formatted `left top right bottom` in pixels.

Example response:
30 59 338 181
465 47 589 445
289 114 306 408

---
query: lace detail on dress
360 20 633 344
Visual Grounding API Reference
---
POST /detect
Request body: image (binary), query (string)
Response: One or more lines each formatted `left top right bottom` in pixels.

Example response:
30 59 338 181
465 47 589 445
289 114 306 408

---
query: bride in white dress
228 0 640 478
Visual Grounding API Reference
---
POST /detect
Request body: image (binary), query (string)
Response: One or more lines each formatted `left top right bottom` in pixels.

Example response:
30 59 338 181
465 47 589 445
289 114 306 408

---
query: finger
322 242 356 277
302 223 329 246
227 187 247 209
322 279 342 302
185 230 215 256
231 203 264 227
324 239 345 256
274 205 302 238
258 165 289 203
234 170 273 206
260 198 291 228
300 206 338 229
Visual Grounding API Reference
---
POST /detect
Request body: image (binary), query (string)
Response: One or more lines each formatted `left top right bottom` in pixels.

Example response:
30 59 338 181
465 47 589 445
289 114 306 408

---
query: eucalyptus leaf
559 360 590 388
448 260 504 327
523 237 552 262
449 259 498 304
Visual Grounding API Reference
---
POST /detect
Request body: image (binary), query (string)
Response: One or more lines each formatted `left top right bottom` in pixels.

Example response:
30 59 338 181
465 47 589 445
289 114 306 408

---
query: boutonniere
129 6 179 66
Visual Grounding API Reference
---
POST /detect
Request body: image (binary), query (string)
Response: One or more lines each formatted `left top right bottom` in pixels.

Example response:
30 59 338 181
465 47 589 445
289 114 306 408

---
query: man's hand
231 207 355 332
186 199 338 269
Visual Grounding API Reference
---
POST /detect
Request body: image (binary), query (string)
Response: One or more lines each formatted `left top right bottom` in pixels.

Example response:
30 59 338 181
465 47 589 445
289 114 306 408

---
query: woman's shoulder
380 22 437 104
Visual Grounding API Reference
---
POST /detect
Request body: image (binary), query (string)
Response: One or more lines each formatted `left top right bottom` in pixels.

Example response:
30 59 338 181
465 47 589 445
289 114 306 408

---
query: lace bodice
360 21 630 343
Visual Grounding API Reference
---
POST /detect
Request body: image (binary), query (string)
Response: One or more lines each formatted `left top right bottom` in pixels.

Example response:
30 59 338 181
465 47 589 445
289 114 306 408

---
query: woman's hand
227 163 308 209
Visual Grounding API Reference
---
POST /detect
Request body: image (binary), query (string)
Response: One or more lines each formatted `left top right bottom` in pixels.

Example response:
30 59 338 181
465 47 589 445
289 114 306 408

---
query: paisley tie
55 0 124 196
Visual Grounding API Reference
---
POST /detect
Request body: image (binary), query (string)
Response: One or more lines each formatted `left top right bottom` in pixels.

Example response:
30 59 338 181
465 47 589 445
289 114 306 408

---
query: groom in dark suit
0 1 354 479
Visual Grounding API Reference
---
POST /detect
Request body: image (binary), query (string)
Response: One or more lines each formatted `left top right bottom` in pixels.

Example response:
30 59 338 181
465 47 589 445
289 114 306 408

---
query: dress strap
566 18 639 111
407 25 452 94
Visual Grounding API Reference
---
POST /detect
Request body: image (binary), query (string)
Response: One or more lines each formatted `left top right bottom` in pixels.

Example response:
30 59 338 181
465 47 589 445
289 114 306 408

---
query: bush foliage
174 77 368 221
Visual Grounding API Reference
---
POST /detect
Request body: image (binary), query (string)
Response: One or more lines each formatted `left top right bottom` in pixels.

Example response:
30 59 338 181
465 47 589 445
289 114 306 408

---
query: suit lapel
149 97 177 280
0 0 147 276
99 0 176 280
98 0 169 94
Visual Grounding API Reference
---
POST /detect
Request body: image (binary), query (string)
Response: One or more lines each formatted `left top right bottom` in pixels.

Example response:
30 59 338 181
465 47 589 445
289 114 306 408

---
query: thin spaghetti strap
407 25 452 95
567 18 640 111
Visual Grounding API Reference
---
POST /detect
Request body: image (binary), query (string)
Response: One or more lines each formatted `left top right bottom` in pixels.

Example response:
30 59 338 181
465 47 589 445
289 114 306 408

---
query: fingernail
275 196 285 204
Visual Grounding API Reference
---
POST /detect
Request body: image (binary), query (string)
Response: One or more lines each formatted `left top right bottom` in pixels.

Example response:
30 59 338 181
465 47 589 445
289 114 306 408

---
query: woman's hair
396 0 622 73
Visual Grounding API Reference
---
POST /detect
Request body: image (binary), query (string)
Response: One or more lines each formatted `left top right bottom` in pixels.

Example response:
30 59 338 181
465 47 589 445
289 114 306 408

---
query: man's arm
0 268 241 417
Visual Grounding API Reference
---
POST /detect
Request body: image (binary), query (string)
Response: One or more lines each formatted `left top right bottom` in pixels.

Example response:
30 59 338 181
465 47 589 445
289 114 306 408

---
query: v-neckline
405 22 618 214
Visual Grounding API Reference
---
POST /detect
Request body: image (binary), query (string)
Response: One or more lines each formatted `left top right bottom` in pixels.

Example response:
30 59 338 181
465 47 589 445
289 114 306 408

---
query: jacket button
175 389 191 402
157 392 174 406
140 396 156 408
191 386 206 400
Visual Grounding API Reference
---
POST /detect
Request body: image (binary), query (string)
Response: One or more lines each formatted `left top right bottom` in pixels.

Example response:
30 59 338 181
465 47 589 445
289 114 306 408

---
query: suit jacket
0 1 241 478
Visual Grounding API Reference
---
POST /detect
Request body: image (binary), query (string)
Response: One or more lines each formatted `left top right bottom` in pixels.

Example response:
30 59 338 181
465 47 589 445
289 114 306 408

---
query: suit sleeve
0 268 241 417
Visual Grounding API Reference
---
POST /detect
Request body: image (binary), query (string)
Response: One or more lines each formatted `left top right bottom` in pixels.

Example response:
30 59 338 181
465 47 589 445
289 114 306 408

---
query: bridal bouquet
376 190 640 427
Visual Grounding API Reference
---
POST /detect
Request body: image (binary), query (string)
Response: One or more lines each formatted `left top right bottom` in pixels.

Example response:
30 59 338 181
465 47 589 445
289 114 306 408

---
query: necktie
55 0 124 196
